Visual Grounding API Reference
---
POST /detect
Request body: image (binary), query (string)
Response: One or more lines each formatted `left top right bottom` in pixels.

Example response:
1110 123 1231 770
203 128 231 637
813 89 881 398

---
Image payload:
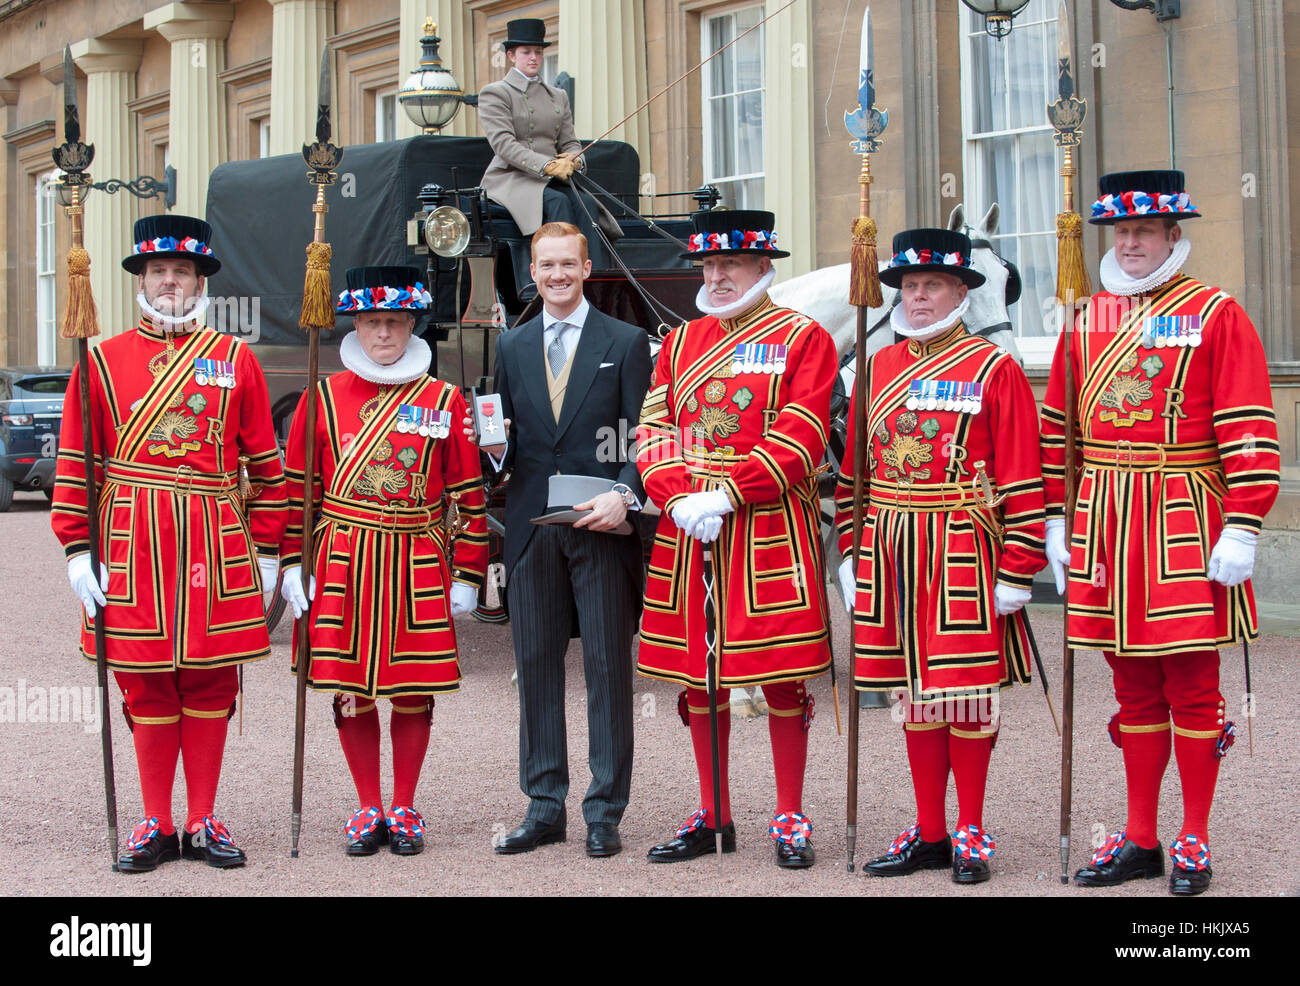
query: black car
0 366 70 510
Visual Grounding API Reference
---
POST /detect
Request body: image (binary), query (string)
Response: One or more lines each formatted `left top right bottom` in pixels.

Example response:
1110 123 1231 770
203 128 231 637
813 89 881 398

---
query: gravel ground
2 489 1296 898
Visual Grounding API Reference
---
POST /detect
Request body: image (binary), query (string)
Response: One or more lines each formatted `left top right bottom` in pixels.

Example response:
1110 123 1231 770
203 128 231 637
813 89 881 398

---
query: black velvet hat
681 209 790 261
1089 169 1200 225
879 228 985 289
121 214 220 277
503 19 551 49
336 266 432 316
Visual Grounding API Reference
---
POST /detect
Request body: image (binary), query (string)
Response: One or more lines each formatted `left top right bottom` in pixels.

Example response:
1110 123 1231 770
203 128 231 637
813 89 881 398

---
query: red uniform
637 296 836 688
834 322 1046 701
1041 273 1280 878
281 372 488 698
51 321 286 669
50 319 286 843
1041 277 1279 654
835 319 1045 860
636 294 835 850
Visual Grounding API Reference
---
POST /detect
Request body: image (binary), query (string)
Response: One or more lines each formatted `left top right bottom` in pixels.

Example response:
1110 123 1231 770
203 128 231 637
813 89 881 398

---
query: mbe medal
474 391 506 446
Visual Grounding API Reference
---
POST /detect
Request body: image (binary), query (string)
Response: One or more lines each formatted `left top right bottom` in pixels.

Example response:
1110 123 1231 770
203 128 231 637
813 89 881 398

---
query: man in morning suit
477 221 651 857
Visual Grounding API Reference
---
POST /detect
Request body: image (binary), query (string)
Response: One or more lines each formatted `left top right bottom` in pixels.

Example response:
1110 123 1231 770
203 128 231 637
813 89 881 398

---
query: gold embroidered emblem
356 462 408 498
703 380 727 404
1099 372 1155 427
686 396 699 413
145 410 202 459
373 439 394 462
358 384 393 424
691 405 742 442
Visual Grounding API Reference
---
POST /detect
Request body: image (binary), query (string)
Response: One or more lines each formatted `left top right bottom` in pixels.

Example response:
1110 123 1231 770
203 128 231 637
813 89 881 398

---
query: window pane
702 7 764 203
1007 21 1049 129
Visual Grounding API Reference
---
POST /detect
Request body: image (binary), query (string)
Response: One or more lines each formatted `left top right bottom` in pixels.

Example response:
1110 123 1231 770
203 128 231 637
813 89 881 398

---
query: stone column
559 0 649 167
397 0 477 139
762 0 815 276
143 2 234 217
267 0 333 157
71 38 142 338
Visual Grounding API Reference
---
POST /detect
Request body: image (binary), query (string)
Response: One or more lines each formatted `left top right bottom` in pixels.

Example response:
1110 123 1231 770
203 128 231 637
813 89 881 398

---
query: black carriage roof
205 134 641 347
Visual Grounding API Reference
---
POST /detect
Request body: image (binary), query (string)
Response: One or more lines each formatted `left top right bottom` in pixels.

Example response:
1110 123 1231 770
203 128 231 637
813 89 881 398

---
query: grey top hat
531 474 632 534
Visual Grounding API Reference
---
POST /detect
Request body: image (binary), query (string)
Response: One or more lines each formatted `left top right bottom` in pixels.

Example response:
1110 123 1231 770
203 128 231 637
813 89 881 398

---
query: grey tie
547 323 569 376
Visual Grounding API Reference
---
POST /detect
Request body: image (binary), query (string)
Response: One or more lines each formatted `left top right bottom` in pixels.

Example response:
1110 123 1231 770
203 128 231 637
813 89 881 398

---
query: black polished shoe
180 817 247 869
647 817 736 863
775 840 815 869
1170 864 1212 896
862 826 951 878
386 807 425 856
585 823 622 858
495 815 567 854
117 818 180 874
345 807 389 857
1168 834 1212 896
953 856 991 884
1074 832 1164 887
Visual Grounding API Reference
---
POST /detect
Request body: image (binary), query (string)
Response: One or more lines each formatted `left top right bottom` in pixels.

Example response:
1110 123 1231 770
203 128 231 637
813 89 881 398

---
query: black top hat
681 209 790 261
879 228 985 290
336 266 432 315
503 18 551 49
121 214 221 277
1089 169 1200 225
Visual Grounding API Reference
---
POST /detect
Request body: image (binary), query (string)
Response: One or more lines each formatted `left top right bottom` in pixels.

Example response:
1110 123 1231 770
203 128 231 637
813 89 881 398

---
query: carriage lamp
424 205 471 257
398 18 467 134
959 0 1032 39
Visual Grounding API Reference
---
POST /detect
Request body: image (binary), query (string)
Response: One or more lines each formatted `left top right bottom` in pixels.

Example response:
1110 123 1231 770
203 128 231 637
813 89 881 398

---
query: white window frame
958 0 1060 365
700 4 764 211
375 88 398 143
35 170 59 366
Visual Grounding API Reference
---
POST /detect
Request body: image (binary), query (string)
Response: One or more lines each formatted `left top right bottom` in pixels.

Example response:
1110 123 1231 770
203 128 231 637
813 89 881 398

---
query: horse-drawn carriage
205 133 1022 629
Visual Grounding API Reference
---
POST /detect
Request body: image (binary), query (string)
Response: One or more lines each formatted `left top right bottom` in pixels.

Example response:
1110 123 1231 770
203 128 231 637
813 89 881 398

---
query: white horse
769 203 1022 363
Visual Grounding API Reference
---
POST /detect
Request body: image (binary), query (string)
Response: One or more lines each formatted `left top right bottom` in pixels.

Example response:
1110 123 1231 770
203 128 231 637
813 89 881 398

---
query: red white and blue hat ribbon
336 282 433 312
1091 190 1196 221
687 228 780 254
1169 834 1211 872
888 247 971 272
133 234 214 258
952 823 995 861
768 811 812 849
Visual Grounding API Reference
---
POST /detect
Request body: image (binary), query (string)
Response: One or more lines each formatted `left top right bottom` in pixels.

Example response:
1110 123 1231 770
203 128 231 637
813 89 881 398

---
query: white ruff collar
695 268 776 320
136 291 209 331
339 331 432 385
1099 237 1191 296
890 295 970 340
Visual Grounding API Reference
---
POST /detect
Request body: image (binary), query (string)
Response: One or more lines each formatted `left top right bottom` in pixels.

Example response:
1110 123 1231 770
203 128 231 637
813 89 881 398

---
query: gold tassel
59 246 101 340
849 216 883 309
300 240 335 332
1054 211 1091 306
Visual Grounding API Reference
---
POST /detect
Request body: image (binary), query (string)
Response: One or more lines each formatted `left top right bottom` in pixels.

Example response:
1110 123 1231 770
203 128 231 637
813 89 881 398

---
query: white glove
68 554 108 617
449 581 478 617
671 489 734 535
838 558 856 614
279 564 316 620
691 515 724 544
994 583 1032 616
1045 517 1070 595
257 555 279 607
1207 528 1256 588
